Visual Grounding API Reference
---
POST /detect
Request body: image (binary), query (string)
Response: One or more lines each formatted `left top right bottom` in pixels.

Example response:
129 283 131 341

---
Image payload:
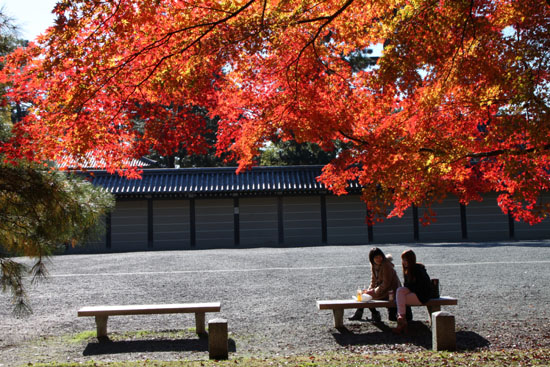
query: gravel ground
1 241 550 366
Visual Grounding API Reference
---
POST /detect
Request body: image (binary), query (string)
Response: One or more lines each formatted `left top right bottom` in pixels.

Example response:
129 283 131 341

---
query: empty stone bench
77 302 221 337
317 296 458 328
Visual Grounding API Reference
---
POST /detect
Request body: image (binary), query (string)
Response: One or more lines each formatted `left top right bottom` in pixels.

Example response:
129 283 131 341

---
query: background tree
142 111 237 168
0 7 25 140
260 140 340 166
0 11 115 313
1 0 549 224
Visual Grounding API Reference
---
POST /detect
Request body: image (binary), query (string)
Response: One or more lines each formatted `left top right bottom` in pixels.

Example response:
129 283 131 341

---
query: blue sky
2 0 59 40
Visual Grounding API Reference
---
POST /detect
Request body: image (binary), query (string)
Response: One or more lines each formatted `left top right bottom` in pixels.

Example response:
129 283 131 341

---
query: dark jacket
404 263 432 303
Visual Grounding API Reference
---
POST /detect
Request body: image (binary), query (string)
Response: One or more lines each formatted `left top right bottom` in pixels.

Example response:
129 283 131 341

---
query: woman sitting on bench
393 249 432 334
349 247 400 322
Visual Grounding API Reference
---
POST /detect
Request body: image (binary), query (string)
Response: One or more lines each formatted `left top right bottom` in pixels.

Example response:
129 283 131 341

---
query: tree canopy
1 0 549 223
0 11 115 313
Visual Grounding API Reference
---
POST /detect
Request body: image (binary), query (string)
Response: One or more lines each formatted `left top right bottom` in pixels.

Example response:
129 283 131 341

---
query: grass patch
63 328 198 344
111 328 196 341
65 330 97 343
27 348 550 367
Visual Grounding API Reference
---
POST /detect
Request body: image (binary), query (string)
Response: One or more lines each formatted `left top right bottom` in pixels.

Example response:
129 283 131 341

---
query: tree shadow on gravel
82 335 236 356
332 321 489 351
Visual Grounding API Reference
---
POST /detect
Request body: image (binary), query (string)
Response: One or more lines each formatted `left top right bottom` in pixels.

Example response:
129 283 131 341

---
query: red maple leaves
1 0 549 223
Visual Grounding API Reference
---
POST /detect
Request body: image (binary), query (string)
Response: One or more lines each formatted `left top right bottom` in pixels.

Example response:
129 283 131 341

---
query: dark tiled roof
87 166 361 197
57 154 156 169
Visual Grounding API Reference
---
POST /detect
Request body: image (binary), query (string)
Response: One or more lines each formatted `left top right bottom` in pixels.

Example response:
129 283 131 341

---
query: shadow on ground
455 331 491 350
332 322 489 351
83 336 237 356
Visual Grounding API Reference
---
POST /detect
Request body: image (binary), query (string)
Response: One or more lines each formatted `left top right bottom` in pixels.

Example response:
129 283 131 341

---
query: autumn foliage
1 0 549 223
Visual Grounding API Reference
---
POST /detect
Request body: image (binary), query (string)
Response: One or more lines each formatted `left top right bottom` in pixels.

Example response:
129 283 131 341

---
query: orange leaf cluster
1 0 549 223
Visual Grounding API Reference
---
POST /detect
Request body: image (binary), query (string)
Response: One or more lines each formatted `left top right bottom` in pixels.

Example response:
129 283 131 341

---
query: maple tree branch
338 129 368 145
442 0 475 87
294 0 355 53
295 0 341 24
287 0 355 95
261 0 267 28
77 0 122 47
296 15 332 24
113 0 257 74
311 42 335 76
72 0 258 120
135 0 257 85
339 132 550 167
421 144 550 170
465 145 550 159
109 0 260 126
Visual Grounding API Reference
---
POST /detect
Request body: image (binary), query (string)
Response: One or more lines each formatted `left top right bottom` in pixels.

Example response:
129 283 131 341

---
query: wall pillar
233 197 240 246
147 197 154 248
460 203 468 240
277 195 284 245
106 212 112 249
508 212 515 240
190 197 196 247
366 206 374 243
413 204 419 241
321 195 327 244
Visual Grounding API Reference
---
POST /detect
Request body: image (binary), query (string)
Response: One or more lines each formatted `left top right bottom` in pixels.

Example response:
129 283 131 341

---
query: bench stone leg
195 312 206 334
432 311 456 351
208 318 228 360
427 305 441 325
95 315 108 338
332 309 344 328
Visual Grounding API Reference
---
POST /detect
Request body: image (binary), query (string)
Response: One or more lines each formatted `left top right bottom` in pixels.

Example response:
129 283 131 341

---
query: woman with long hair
393 249 432 334
349 247 400 322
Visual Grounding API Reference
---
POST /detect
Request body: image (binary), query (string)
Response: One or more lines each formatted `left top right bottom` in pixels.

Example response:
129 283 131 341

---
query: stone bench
317 296 458 328
77 302 221 337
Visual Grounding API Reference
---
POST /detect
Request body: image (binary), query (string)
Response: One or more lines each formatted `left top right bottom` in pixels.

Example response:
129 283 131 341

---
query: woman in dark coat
393 249 432 334
349 247 400 322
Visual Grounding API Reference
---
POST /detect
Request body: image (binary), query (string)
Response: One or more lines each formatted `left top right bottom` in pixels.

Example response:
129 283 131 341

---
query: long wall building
74 165 550 252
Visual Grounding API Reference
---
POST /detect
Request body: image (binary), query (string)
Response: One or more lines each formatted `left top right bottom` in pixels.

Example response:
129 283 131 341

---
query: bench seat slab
78 302 221 316
317 297 457 310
